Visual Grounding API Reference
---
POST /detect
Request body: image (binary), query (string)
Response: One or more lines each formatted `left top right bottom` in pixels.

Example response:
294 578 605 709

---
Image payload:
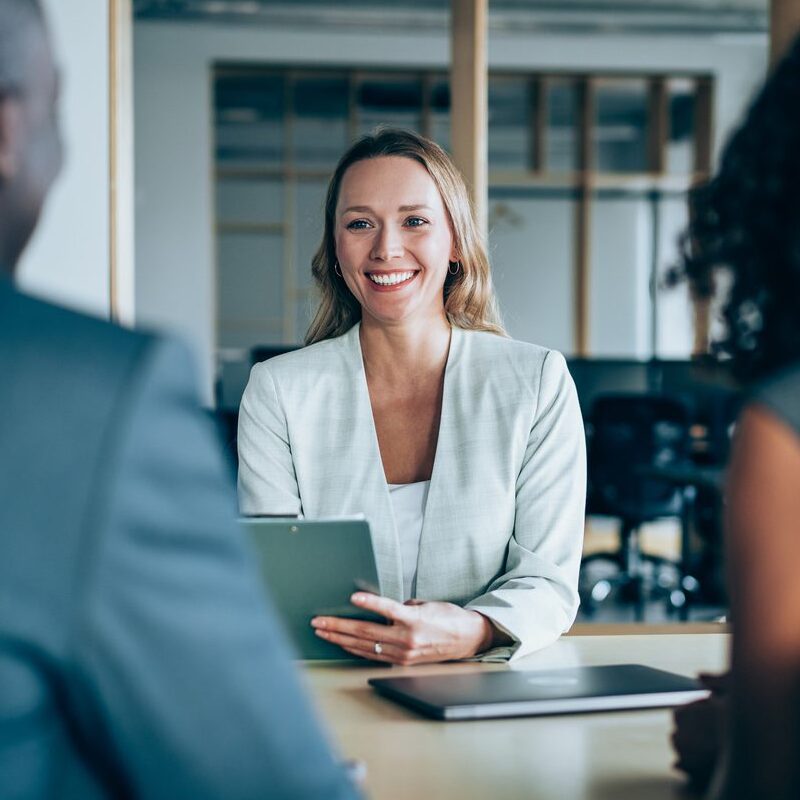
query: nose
370 224 404 262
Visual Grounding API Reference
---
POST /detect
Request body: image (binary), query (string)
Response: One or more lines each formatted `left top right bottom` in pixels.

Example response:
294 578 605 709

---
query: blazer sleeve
66 338 359 800
237 360 302 516
465 350 586 661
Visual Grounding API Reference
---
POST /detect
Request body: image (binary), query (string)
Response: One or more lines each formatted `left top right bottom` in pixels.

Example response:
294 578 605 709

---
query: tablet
241 517 384 660
369 663 709 720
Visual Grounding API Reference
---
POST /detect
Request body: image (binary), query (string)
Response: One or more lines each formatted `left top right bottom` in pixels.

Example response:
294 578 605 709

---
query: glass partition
488 77 531 171
593 79 649 173
546 78 579 173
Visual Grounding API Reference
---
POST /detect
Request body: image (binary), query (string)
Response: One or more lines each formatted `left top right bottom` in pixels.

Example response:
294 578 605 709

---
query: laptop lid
241 517 383 660
369 663 709 720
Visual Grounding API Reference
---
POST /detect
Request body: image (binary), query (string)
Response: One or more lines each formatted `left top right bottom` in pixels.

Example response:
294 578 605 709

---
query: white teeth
368 271 415 286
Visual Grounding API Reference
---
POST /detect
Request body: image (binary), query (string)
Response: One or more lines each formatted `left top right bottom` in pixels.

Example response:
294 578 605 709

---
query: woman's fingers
350 592 412 623
310 594 414 641
315 628 403 662
310 597 468 663
311 614 407 646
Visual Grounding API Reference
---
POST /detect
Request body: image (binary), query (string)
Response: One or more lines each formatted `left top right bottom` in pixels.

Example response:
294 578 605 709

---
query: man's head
0 0 62 276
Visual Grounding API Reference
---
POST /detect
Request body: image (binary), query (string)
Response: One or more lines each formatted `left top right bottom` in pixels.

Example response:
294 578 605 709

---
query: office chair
210 408 240 477
249 344 300 367
580 393 693 620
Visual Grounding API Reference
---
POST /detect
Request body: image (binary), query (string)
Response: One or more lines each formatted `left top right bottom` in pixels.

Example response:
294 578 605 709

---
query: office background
16 0 792 624
132 1 767 405
18 0 769 403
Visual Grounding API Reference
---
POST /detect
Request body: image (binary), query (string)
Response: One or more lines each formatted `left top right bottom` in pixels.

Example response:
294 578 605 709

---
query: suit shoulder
0 288 193 410
459 328 555 367
249 332 353 386
6 288 151 363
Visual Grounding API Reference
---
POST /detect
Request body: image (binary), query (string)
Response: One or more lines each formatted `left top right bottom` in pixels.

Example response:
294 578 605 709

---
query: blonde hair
305 128 505 344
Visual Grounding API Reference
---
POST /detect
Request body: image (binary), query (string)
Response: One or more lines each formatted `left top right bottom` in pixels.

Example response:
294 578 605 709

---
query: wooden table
304 631 729 800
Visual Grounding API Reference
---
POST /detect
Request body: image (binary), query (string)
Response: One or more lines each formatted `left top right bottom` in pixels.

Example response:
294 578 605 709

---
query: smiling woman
306 128 504 343
334 156 458 330
237 129 587 665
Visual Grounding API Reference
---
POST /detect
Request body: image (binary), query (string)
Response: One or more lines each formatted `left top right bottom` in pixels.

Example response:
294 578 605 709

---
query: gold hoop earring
334 261 343 278
448 261 461 276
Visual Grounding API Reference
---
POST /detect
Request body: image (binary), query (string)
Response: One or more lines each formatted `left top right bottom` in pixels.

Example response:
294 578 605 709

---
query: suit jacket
0 279 358 800
238 323 586 660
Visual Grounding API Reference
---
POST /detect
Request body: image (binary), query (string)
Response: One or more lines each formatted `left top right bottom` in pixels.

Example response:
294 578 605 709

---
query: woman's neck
359 313 451 385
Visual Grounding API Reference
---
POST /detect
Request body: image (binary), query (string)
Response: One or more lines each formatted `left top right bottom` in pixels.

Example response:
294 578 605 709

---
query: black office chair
581 393 694 620
210 408 240 478
249 344 300 367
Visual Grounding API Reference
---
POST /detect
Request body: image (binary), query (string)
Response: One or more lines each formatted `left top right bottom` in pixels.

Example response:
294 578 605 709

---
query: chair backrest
249 344 300 367
209 408 239 479
587 393 692 522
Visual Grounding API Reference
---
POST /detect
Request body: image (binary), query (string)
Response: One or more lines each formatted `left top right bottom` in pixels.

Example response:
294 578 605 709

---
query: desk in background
305 630 728 800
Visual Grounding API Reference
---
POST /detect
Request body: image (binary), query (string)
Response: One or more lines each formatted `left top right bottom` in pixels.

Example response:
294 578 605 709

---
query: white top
387 480 430 601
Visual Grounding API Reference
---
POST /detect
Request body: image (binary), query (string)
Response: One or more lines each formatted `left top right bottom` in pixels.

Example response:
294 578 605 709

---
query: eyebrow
341 204 434 214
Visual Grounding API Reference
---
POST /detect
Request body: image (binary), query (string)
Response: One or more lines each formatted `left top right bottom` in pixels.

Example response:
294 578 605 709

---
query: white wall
17 0 110 319
489 195 574 351
134 19 768 402
589 198 653 358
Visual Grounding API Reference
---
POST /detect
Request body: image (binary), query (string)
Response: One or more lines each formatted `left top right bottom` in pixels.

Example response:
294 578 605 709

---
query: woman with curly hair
671 35 800 800
237 128 586 665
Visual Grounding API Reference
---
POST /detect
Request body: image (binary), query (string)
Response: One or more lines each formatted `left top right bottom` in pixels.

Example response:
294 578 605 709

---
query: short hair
305 128 505 344
0 0 44 91
672 34 800 383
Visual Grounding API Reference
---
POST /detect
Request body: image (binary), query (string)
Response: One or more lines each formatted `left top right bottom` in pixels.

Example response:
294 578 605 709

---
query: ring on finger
374 641 383 655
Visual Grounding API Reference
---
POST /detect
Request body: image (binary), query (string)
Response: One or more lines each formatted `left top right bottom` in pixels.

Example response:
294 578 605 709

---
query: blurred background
20 0 784 624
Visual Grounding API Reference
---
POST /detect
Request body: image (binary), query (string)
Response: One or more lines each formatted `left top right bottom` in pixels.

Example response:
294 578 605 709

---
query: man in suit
0 2 359 798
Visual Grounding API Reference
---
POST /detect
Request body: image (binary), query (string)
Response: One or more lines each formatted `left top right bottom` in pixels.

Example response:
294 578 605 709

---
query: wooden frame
647 77 668 174
451 0 488 235
770 0 800 67
574 76 594 356
108 0 135 326
690 77 714 353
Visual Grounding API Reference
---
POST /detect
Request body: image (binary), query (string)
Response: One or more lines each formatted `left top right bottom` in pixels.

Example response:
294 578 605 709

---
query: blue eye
405 217 428 228
346 219 370 230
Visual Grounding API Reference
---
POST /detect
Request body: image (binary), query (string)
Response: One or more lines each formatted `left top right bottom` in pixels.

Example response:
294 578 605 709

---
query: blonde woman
238 129 585 664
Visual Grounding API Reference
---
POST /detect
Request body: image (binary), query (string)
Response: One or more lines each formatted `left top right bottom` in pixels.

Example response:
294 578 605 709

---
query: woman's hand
311 593 499 664
671 672 730 793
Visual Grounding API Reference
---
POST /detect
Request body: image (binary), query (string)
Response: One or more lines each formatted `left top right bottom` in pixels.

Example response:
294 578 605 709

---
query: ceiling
133 0 769 36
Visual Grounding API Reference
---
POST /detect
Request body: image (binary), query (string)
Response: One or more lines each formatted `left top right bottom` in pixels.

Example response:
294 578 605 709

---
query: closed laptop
369 663 709 720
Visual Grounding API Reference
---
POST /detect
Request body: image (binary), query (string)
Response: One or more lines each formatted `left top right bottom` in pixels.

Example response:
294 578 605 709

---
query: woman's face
334 155 457 329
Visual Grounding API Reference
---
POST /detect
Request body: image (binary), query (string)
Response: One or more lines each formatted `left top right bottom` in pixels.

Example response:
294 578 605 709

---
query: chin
364 303 442 329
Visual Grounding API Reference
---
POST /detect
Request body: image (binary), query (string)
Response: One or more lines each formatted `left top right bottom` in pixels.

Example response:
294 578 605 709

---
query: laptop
241 516 384 660
368 663 709 720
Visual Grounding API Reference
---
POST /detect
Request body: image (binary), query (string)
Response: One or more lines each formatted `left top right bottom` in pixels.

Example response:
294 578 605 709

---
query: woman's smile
365 270 420 290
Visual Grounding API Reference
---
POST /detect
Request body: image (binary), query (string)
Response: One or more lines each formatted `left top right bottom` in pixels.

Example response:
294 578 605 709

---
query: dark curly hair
673 36 800 384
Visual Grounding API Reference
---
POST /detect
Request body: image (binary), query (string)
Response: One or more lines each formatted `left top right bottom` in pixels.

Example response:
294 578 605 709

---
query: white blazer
238 323 586 660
